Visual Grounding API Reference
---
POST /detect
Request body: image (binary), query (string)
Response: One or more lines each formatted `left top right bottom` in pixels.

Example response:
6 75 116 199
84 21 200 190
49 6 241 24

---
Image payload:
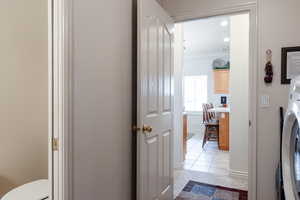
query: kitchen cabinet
207 107 230 151
213 69 229 94
219 112 229 151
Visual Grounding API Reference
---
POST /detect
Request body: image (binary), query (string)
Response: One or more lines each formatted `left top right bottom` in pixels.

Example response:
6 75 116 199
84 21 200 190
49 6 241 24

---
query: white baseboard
229 170 248 179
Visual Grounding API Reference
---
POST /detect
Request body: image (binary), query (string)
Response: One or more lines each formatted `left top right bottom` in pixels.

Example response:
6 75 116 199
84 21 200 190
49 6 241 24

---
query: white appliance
282 77 300 200
2 179 49 200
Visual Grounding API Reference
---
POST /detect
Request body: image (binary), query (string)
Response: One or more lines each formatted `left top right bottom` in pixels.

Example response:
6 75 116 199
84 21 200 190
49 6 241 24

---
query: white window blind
184 76 208 111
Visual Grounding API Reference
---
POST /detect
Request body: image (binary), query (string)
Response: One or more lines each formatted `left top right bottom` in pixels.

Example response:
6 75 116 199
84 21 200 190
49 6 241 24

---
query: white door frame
48 0 73 199
171 3 258 200
48 0 53 199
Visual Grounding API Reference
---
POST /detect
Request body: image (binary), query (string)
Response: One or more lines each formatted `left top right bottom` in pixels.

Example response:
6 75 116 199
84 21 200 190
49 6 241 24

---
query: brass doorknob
142 125 153 133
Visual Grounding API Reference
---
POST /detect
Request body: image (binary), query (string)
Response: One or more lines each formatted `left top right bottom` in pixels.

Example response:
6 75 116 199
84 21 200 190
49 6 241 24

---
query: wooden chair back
202 103 215 123
209 103 216 119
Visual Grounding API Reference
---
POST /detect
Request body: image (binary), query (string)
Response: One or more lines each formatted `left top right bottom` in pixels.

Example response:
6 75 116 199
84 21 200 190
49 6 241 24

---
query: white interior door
137 0 174 199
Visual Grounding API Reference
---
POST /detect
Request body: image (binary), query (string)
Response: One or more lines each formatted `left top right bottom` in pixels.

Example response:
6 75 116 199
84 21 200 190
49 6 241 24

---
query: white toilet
2 180 49 200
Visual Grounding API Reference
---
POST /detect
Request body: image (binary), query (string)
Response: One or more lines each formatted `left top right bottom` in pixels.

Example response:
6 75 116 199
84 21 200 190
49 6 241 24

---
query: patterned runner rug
175 181 248 200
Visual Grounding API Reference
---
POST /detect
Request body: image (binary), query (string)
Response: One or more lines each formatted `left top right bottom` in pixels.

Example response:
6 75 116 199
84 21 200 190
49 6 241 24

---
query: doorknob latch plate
132 126 141 132
142 125 153 133
132 125 153 133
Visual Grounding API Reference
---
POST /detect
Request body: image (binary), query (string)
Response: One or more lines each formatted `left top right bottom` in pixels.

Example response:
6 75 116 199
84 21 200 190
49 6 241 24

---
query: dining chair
202 103 219 149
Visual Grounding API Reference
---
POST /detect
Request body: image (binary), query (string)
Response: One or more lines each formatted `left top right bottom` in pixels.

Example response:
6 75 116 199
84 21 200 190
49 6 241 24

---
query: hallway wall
0 0 48 196
72 0 132 199
257 0 300 199
229 13 249 177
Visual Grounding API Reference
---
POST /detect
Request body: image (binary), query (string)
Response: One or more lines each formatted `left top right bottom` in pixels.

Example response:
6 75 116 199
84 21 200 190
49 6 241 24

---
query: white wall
162 0 300 199
0 0 48 196
257 0 300 199
229 14 249 176
184 55 230 106
72 0 132 199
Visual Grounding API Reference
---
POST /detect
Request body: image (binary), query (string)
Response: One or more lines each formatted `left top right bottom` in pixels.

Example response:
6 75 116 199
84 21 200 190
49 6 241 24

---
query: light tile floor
184 134 230 174
174 132 248 197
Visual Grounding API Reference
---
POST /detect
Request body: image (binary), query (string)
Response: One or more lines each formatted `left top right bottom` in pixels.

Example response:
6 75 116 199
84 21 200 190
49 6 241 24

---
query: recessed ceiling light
224 37 230 42
221 20 228 27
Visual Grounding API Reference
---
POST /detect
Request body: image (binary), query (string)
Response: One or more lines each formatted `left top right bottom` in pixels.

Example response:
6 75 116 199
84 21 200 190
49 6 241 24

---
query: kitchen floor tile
175 127 248 197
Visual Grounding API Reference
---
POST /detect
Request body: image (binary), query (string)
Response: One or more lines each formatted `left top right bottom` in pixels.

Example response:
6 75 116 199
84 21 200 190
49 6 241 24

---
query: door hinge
52 138 59 151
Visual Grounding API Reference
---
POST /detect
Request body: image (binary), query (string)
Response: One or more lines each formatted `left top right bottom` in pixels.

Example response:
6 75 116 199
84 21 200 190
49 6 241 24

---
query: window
184 76 208 111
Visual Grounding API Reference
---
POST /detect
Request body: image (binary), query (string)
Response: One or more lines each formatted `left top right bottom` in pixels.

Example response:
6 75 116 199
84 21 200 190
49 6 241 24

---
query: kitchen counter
207 107 230 113
208 107 230 151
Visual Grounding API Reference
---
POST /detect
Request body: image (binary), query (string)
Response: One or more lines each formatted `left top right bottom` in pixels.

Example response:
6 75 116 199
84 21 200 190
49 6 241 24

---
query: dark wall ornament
281 46 300 84
264 49 273 84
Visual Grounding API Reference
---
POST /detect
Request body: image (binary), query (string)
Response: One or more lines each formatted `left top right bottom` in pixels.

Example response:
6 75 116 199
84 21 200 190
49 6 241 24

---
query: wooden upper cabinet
213 69 229 94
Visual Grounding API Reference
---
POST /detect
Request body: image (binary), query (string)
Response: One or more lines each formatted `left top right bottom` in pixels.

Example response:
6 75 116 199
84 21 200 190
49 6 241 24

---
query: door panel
162 131 171 189
147 136 159 199
163 27 172 113
147 17 159 114
137 0 174 199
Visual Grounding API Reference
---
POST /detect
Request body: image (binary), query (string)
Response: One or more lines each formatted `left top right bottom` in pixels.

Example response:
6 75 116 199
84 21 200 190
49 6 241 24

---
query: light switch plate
260 95 270 107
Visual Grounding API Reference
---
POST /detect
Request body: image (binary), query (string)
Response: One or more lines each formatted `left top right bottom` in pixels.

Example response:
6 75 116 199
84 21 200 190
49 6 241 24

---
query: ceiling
183 16 230 58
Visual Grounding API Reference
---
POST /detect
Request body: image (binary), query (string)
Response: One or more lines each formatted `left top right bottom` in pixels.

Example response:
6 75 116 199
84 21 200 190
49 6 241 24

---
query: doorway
173 13 250 198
